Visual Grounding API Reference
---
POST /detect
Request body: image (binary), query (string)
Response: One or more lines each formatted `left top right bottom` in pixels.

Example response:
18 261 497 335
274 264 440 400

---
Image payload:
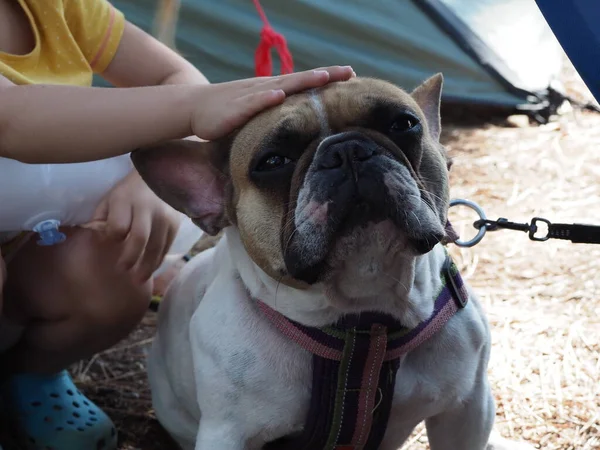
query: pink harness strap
258 255 469 450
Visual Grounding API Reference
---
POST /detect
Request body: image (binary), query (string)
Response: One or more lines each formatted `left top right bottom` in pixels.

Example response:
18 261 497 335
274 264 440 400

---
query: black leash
449 199 600 248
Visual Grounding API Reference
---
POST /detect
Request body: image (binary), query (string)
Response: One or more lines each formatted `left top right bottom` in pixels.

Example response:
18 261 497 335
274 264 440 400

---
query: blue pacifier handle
33 220 67 246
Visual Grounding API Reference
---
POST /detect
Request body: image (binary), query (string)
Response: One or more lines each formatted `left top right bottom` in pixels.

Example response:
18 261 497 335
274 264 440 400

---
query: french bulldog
131 75 534 450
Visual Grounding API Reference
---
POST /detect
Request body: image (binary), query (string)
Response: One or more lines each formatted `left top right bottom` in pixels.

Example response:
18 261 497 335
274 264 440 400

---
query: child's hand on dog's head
0 66 355 163
74 67 355 284
191 66 356 141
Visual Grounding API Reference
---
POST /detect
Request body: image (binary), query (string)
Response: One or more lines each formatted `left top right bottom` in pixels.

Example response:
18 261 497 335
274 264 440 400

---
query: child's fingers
79 220 108 232
119 211 151 271
208 89 285 138
238 89 286 117
82 197 108 232
258 66 355 92
254 70 331 95
135 220 171 282
311 65 356 81
88 199 109 224
233 66 352 96
195 67 354 140
105 200 134 241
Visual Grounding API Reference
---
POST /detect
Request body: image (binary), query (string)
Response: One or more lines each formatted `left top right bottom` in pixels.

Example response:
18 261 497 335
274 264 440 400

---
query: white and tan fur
132 76 534 450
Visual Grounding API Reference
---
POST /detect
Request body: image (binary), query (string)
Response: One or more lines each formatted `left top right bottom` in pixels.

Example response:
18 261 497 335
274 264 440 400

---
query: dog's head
132 75 456 290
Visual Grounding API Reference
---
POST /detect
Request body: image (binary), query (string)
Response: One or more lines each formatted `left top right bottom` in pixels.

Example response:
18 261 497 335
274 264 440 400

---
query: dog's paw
487 432 536 450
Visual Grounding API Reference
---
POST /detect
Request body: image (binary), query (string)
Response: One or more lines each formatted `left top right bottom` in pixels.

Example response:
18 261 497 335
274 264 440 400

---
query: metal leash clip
448 199 488 247
449 199 600 248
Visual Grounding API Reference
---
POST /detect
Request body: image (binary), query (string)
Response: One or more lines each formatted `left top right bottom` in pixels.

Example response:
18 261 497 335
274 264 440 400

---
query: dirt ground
12 58 598 450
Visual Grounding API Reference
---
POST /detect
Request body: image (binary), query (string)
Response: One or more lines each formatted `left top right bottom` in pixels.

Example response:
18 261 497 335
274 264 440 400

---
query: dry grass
52 58 600 450
407 61 600 449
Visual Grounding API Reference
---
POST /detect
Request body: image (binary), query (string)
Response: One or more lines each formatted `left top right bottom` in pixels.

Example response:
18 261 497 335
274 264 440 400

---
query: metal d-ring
449 199 488 248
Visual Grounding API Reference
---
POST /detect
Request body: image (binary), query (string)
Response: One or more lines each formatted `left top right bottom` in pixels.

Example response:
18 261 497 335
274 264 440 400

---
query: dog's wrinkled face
132 75 456 288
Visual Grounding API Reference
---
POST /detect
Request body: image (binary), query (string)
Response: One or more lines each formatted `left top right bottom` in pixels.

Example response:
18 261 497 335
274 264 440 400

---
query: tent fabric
535 0 600 103
441 0 562 94
99 0 563 111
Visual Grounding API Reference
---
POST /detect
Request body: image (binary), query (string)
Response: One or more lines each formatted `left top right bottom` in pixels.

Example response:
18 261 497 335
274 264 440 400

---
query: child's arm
0 74 194 163
0 66 352 164
100 21 210 87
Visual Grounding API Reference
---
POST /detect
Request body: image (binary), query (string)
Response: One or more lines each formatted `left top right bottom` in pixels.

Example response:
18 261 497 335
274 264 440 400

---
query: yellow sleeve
63 0 126 73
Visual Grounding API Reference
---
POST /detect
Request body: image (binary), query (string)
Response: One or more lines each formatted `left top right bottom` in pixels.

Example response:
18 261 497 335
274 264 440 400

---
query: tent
536 0 600 103
101 0 565 118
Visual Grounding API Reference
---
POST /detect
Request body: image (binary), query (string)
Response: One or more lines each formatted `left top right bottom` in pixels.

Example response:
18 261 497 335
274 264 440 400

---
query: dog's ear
131 139 230 236
411 73 443 142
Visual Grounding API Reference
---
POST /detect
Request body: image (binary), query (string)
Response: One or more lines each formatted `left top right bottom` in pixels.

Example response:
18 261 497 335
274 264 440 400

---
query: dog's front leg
424 379 495 450
194 421 246 450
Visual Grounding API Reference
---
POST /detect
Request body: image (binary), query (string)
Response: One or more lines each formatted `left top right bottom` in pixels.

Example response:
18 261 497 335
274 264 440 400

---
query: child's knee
7 228 151 343
11 264 150 367
79 276 151 336
62 235 152 336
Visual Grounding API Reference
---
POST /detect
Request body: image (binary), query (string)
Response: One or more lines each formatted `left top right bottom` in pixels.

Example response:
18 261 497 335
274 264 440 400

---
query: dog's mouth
282 132 446 285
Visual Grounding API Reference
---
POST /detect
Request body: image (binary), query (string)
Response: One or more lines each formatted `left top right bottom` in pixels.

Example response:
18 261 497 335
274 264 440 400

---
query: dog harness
259 255 468 450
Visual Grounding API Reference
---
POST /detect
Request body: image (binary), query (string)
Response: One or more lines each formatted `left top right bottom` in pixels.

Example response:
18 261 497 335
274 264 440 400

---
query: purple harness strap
259 255 469 450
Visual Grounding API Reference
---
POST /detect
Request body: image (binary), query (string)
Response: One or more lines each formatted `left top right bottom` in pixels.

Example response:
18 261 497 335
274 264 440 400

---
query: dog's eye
389 115 419 133
255 154 293 172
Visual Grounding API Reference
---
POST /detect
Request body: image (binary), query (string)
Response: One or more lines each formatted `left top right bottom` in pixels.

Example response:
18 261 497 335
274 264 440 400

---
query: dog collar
258 255 468 450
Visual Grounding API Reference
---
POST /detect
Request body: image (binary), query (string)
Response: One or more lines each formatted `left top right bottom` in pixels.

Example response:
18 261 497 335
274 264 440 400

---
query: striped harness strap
259 255 468 450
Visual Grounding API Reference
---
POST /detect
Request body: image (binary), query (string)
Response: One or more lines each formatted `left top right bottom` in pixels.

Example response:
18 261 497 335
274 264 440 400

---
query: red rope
252 0 294 77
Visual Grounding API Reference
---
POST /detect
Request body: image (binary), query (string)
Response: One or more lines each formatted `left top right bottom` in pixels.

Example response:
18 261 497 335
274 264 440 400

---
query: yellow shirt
0 0 125 86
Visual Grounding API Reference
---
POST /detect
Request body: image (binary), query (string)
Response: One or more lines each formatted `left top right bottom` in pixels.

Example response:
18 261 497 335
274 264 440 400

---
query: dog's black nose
318 138 376 170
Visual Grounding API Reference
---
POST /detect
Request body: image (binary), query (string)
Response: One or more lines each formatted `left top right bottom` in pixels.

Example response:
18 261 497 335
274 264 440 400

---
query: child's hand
192 66 355 141
85 171 182 282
